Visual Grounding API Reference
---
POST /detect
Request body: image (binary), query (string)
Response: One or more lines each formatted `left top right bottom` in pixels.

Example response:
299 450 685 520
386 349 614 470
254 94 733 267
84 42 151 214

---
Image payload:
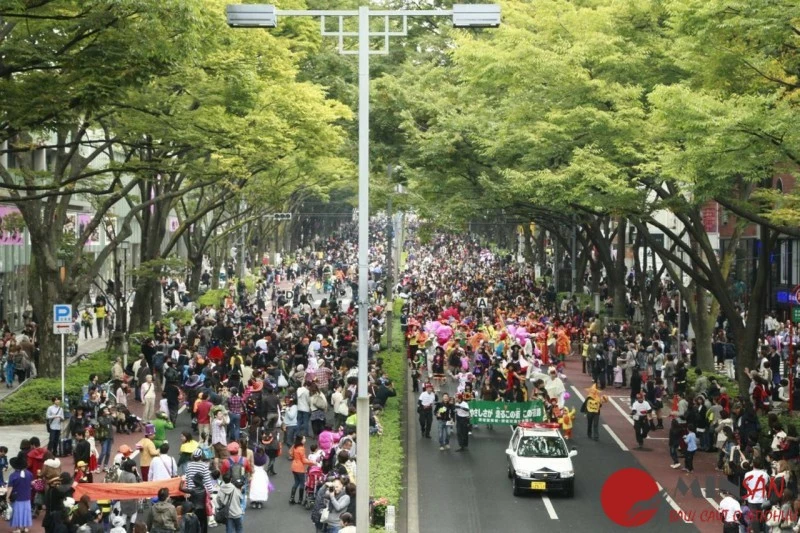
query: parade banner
73 477 183 500
468 399 546 425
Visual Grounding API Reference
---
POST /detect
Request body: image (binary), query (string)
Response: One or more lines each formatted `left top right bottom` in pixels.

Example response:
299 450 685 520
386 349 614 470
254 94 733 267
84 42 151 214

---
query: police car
506 422 577 497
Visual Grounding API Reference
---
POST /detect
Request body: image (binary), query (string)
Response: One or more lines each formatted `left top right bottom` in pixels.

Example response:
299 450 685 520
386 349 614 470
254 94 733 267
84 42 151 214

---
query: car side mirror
569 450 578 458
505 448 513 455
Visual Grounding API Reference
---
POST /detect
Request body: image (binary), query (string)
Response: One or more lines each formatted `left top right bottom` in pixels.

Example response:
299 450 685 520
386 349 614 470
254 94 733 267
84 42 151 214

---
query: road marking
541 495 558 519
608 397 634 425
701 488 720 510
646 437 668 440
657 482 692 523
603 424 628 451
569 386 585 403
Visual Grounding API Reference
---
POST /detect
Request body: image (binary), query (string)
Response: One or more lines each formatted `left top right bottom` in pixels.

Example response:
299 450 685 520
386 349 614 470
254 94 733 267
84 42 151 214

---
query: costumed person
431 347 446 392
249 447 270 509
559 405 576 439
544 367 566 408
584 384 608 442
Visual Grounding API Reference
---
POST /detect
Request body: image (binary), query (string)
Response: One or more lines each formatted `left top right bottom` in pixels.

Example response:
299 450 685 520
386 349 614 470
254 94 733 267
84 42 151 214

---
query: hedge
369 298 406 532
196 288 228 307
0 350 115 425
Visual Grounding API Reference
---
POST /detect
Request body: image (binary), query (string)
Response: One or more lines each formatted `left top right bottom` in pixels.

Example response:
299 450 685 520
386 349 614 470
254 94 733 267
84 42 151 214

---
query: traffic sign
285 290 294 300
793 285 800 304
53 304 72 335
477 297 488 309
272 213 292 221
793 306 800 324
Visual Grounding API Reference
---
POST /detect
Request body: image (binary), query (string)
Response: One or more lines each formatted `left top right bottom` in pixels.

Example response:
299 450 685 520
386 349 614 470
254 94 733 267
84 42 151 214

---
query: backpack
154 353 165 372
228 456 246 484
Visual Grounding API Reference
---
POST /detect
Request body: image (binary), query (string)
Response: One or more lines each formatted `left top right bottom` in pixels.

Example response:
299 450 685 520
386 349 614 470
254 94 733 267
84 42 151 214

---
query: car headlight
515 469 527 478
560 470 574 479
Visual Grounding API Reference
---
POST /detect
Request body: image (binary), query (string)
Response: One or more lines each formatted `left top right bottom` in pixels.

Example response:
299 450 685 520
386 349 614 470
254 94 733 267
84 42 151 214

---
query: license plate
530 481 546 490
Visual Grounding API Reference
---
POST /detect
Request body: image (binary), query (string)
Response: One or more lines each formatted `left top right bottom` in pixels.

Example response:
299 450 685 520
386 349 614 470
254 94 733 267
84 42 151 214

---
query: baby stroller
303 466 325 510
117 405 143 433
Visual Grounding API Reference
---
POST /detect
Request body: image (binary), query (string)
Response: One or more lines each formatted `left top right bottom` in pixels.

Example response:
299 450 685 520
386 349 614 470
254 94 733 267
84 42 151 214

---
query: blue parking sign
53 304 72 335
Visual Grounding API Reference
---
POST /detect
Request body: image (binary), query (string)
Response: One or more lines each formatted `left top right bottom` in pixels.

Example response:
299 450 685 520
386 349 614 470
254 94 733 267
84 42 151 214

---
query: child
0 446 8 486
683 424 697 473
87 430 99 474
207 469 221 528
613 364 623 388
559 406 576 439
74 460 90 483
308 443 324 466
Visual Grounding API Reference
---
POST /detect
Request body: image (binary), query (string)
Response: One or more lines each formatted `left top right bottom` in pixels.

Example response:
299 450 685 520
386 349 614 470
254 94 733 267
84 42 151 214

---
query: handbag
320 504 330 523
214 492 232 525
277 374 289 388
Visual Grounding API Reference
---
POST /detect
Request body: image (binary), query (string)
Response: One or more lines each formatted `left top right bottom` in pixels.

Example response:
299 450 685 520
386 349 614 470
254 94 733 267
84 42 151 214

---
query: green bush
0 350 115 425
164 308 193 324
369 298 406 530
196 289 228 307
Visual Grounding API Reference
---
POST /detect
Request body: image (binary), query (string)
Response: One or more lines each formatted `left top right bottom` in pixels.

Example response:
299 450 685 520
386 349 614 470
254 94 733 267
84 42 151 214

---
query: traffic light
272 213 291 221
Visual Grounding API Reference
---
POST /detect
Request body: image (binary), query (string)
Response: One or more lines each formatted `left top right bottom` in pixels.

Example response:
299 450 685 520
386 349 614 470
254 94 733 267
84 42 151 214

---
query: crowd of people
400 232 800 532
0 222 392 533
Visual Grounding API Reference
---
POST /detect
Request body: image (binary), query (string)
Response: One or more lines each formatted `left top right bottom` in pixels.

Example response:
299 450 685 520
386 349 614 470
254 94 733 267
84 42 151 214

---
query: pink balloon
563 392 571 400
425 321 441 334
507 325 517 337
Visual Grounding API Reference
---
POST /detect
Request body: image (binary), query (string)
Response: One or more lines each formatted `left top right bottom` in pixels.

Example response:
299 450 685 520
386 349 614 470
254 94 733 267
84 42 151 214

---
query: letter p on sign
53 304 72 335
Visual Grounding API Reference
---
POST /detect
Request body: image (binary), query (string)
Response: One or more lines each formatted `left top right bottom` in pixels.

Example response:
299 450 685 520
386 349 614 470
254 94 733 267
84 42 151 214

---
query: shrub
369 298 406 530
196 289 228 307
164 308 193 324
0 350 115 425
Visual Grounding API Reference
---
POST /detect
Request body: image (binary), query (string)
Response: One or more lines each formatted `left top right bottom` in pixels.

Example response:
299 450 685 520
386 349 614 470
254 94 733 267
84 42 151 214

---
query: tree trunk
693 288 716 371
521 224 535 265
611 219 628 318
187 253 203 296
129 279 153 333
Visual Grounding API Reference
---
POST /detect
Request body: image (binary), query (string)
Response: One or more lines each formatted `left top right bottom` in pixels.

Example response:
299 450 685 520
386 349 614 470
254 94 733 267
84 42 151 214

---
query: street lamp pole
226 6 500 531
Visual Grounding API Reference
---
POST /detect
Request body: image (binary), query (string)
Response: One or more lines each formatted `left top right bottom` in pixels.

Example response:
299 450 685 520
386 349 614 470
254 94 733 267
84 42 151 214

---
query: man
261 385 281 432
374 379 397 408
434 393 454 450
296 381 311 437
46 396 64 456
718 489 742 533
226 387 244 442
418 383 437 438
133 354 149 403
111 357 125 393
148 443 178 482
743 457 770 533
631 392 653 449
219 442 252 488
584 384 608 441
194 392 213 442
136 424 159 482
152 412 174 448
211 409 230 469
216 472 244 533
454 394 471 452
163 377 181 426
147 487 179 533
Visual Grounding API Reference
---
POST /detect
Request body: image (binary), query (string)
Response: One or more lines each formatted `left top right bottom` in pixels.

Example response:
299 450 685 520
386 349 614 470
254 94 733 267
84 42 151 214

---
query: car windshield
517 435 568 458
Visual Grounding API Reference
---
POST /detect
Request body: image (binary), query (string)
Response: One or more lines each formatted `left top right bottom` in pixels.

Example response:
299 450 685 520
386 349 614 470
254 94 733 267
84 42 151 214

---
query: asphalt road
409 377 698 533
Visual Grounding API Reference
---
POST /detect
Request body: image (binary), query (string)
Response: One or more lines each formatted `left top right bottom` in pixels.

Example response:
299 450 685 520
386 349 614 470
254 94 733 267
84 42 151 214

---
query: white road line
657 482 692 523
608 396 634 425
603 424 629 451
701 488 720 510
569 386 585 403
646 437 668 440
407 384 420 533
541 495 559 520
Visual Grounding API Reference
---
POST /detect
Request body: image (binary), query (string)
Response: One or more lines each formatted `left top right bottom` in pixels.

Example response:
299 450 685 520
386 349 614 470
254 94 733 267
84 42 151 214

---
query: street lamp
226 5 500 531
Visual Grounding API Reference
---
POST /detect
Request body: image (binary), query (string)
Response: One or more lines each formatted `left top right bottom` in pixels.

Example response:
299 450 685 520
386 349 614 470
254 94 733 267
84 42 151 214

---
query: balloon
425 321 441 334
507 325 518 338
436 325 453 342
563 392 571 400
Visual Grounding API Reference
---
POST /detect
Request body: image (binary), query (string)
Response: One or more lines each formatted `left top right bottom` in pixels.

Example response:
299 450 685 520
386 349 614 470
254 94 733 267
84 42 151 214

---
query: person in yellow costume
556 329 571 361
558 405 577 439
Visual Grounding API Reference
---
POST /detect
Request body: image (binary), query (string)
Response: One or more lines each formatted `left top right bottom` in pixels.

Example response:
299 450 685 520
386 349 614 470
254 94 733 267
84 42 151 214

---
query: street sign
285 290 294 300
272 213 292 221
53 304 72 335
793 307 800 324
793 285 800 304
476 297 488 309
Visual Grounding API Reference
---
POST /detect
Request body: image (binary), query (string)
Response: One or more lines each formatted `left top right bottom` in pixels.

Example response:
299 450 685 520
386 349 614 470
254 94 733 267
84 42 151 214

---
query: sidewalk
0 335 108 402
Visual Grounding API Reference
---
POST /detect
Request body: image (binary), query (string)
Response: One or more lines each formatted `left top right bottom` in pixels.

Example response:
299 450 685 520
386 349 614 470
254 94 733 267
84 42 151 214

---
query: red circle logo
600 468 660 527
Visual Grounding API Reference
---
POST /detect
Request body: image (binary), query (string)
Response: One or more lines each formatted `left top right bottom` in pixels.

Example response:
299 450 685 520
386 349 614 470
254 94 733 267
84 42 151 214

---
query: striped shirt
185 461 215 492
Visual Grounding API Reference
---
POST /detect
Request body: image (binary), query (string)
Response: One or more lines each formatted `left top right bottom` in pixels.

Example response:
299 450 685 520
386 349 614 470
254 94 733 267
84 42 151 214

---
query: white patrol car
505 422 577 497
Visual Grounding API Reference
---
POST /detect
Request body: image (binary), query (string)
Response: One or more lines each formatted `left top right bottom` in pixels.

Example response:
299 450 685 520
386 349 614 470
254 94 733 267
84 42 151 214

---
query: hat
144 424 156 436
44 458 61 469
119 444 133 456
296 364 305 371
192 449 204 460
9 456 25 471
76 460 88 468
227 442 240 454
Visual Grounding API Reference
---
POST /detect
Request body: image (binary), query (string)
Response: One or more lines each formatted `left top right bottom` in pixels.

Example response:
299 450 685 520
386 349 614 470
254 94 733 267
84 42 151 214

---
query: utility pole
571 217 577 295
386 164 394 350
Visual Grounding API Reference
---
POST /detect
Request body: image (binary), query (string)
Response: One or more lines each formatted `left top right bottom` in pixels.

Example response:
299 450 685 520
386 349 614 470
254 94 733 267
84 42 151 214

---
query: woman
308 383 328 437
141 374 157 423
289 435 315 505
283 397 298 449
249 447 270 509
6 456 33 533
261 431 279 476
178 431 199 476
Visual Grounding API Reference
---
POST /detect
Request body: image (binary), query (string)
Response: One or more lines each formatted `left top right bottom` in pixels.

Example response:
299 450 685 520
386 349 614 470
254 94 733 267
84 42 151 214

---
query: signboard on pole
468 400 546 425
476 297 489 310
793 307 800 324
53 304 72 335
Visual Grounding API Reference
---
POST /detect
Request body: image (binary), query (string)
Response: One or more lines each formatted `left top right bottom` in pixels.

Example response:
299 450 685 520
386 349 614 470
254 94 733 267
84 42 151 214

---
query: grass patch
0 350 115 425
369 298 406 530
